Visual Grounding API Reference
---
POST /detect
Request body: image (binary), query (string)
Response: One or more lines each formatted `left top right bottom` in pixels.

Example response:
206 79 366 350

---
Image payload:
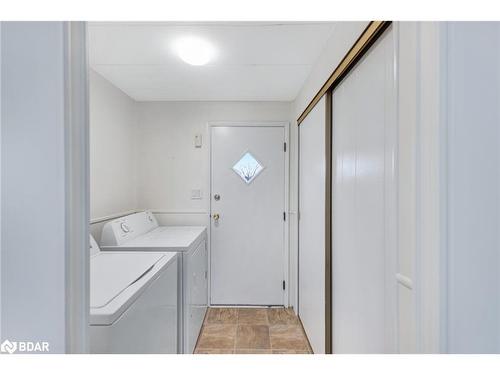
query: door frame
65 21 90 354
207 121 290 307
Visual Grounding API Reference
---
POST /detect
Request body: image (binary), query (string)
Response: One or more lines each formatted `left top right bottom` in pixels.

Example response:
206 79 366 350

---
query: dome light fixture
174 36 214 66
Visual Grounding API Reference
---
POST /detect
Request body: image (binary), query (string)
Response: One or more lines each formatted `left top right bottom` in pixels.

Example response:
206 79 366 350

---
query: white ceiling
88 22 337 101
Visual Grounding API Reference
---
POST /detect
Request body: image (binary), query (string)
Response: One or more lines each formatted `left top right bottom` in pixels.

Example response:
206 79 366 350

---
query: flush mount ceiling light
174 36 215 66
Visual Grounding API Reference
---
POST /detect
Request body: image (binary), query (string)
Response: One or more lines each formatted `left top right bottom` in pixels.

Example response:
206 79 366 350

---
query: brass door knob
212 213 220 220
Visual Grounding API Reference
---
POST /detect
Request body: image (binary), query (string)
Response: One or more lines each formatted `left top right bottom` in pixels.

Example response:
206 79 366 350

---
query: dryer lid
114 226 207 252
90 252 164 308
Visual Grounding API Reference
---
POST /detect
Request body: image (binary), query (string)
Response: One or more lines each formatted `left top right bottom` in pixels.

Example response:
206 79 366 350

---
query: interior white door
210 125 286 305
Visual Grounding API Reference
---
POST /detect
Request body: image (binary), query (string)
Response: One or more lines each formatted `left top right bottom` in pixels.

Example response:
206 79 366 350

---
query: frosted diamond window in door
232 152 264 184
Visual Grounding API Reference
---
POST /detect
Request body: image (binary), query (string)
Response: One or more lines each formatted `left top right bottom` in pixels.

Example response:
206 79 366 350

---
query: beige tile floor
194 307 313 354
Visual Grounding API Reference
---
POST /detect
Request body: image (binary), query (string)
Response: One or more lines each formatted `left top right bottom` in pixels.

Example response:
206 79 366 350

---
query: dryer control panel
100 211 159 246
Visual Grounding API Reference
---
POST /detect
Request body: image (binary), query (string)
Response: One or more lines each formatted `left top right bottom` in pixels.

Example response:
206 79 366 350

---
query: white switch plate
191 189 202 200
194 134 202 148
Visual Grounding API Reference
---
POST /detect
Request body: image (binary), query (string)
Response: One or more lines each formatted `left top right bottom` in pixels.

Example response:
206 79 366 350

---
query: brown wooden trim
324 90 333 354
297 21 391 125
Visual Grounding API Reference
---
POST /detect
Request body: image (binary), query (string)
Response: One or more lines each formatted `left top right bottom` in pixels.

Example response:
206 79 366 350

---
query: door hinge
284 142 287 152
283 211 286 221
282 280 286 290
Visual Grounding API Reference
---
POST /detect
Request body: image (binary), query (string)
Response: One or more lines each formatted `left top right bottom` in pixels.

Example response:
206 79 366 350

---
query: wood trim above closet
297 21 391 125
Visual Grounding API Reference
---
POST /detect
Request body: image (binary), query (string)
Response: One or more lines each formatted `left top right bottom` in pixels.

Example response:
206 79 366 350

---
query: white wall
1 22 87 353
90 69 138 220
1 22 67 352
298 96 326 354
134 101 290 226
396 21 500 355
445 22 500 353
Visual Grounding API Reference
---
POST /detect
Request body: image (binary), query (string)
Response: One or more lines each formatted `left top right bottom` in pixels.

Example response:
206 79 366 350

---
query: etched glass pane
232 152 264 184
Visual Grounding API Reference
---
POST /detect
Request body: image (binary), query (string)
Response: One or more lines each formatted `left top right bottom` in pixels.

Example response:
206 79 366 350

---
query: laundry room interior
2 19 499 356
87 21 328 354
85 20 500 355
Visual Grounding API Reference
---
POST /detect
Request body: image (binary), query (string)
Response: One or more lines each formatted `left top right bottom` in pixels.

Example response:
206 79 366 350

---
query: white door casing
210 123 288 306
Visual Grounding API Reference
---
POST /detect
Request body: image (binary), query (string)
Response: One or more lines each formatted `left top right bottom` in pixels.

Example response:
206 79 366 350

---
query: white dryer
89 235 178 354
100 211 208 354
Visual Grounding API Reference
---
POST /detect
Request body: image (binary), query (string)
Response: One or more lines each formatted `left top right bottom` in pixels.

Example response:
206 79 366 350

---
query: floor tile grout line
196 307 312 354
234 308 238 353
267 309 274 352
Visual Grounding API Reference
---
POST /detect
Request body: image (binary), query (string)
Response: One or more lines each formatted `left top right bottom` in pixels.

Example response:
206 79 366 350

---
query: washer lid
90 252 164 308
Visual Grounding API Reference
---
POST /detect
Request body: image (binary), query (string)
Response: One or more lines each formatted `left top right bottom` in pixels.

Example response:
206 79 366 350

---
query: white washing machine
89 235 178 354
100 211 208 354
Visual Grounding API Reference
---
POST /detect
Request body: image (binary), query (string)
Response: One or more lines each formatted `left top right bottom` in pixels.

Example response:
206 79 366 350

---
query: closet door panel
332 26 396 353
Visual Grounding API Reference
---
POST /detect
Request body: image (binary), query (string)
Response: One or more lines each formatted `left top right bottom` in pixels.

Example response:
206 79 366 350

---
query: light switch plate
194 134 202 148
191 189 202 200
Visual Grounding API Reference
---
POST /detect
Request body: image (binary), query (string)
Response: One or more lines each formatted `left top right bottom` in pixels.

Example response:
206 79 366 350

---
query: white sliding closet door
332 26 396 353
298 96 326 354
